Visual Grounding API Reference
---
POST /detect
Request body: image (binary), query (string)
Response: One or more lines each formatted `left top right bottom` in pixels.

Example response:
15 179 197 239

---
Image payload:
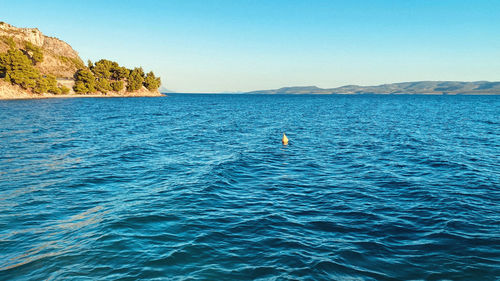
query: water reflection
0 206 106 271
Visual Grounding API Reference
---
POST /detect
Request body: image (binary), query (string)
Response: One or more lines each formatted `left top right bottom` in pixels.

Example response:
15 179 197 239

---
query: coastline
0 93 166 100
0 81 164 100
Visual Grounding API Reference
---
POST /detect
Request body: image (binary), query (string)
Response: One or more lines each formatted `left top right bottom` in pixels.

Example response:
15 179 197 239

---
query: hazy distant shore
246 81 500 95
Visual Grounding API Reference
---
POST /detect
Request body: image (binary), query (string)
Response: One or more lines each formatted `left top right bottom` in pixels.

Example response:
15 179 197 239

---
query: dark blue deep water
0 94 499 280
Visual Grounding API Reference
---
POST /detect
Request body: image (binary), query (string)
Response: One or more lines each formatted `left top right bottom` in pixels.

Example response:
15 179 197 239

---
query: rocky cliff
0 21 84 78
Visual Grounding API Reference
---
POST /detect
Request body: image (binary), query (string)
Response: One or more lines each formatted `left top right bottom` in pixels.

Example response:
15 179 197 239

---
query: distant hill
159 86 176 93
247 81 500 95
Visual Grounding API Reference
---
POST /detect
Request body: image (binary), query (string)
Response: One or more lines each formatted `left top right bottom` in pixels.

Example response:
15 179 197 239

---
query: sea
0 94 499 280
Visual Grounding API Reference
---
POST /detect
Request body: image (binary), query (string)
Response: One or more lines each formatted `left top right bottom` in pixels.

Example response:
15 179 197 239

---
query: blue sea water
0 94 499 280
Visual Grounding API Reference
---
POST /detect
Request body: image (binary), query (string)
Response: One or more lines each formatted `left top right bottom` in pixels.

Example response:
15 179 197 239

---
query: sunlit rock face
0 22 83 78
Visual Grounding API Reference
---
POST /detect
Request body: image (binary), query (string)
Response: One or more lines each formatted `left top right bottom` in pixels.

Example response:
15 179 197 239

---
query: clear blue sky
1 0 499 92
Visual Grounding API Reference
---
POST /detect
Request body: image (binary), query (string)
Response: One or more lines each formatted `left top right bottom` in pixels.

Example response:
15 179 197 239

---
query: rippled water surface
0 94 499 280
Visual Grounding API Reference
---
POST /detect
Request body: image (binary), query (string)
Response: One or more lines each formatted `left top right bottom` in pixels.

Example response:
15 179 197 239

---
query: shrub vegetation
60 85 70 95
24 42 43 64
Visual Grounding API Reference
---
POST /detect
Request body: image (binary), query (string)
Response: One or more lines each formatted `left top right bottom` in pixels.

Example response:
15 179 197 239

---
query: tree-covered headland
0 36 161 95
73 59 161 94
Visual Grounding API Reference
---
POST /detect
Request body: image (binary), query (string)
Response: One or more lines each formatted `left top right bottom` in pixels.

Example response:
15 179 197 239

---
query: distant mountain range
246 81 500 95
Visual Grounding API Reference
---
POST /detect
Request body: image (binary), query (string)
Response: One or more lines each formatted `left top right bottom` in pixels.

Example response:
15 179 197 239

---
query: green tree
73 81 87 94
127 67 144 92
111 80 124 92
24 41 44 64
0 48 40 89
96 78 112 93
92 59 118 79
143 71 161 91
0 53 6 78
33 77 49 94
45 75 61 94
111 66 129 80
73 68 97 94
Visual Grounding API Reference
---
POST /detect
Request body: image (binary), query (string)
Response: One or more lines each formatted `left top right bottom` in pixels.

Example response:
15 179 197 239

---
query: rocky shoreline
0 81 164 100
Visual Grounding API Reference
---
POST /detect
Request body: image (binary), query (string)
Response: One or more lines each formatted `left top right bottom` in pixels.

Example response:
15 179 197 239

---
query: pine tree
92 59 117 79
0 48 40 90
127 67 144 92
46 75 61 94
111 66 129 80
33 77 49 94
96 78 112 93
73 68 97 93
111 80 124 92
144 71 161 91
